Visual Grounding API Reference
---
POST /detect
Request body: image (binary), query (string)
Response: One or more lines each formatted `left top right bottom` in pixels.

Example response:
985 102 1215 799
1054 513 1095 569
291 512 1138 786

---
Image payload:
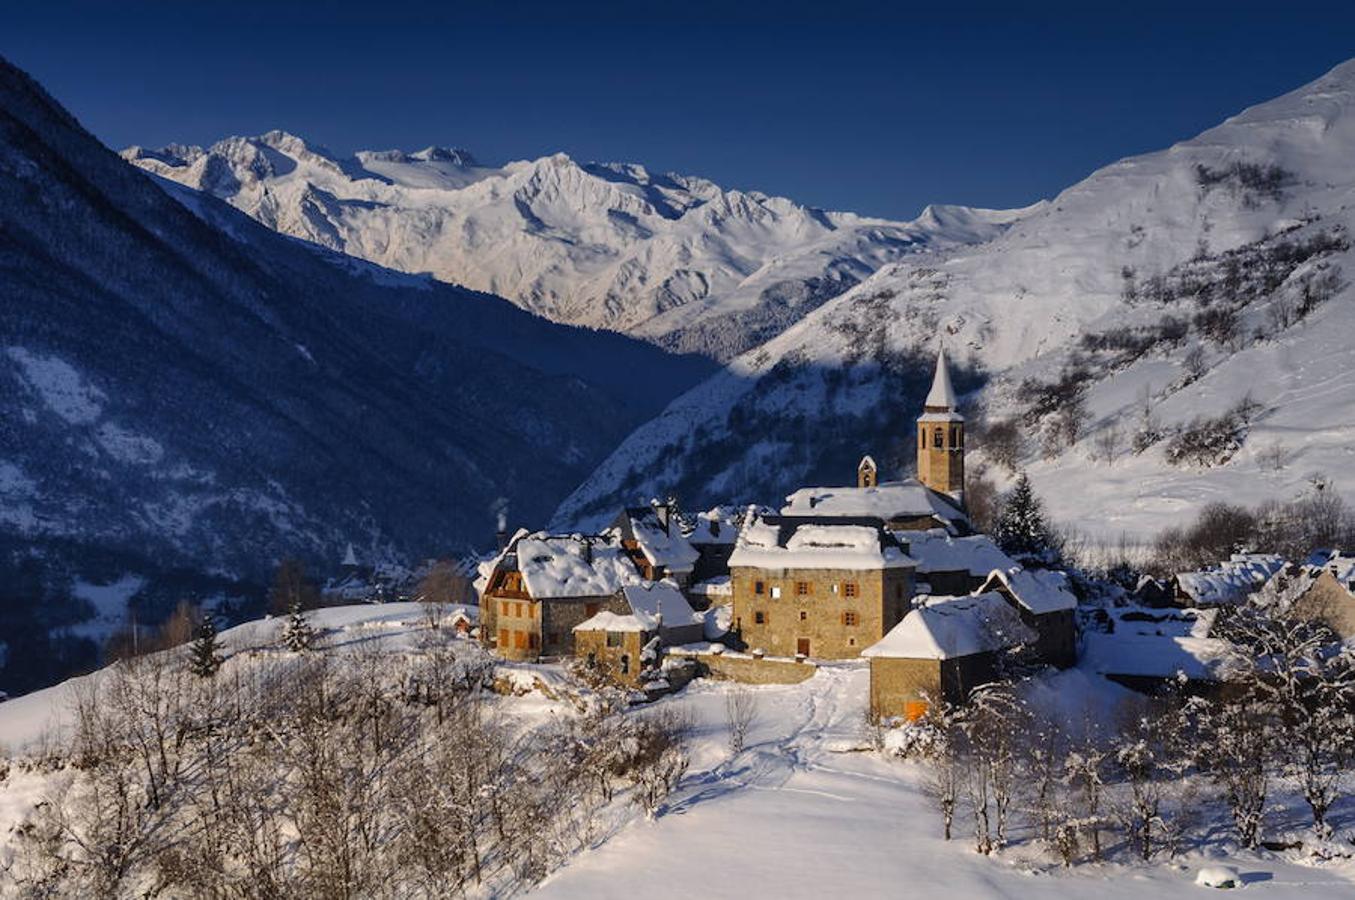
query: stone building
903 529 1018 597
573 581 705 684
863 592 1034 720
977 567 1079 668
480 531 640 661
611 502 700 586
728 512 917 659
1289 555 1355 639
915 347 965 503
780 351 970 535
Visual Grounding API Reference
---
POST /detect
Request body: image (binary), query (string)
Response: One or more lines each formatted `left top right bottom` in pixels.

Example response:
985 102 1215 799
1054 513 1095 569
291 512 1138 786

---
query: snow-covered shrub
1163 399 1259 468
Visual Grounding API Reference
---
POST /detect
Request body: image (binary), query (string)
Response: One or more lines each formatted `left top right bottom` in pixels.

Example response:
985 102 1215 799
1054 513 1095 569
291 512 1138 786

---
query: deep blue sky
8 2 1355 219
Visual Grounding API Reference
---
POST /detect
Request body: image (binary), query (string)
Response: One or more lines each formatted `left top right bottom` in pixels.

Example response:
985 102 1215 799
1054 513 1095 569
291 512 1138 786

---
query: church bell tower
917 348 965 503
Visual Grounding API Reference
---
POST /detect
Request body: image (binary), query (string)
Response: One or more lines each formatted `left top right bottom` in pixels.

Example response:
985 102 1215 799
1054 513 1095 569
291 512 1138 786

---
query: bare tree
725 686 759 754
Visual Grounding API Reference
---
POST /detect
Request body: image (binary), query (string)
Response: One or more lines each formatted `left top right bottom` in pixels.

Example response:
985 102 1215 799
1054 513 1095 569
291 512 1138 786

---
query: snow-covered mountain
0 52 712 689
554 60 1355 542
122 134 1033 360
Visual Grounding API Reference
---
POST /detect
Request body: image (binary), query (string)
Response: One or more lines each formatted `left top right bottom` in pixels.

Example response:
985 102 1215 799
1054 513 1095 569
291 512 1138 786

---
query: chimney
582 539 593 564
495 505 509 552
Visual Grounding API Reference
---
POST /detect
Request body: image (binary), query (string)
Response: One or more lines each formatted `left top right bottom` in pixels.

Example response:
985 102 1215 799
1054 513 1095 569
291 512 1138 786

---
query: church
728 350 975 660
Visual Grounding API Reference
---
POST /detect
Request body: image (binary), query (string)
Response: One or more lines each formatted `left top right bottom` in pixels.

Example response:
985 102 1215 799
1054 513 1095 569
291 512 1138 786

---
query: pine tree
994 472 1059 563
187 616 224 677
282 601 315 652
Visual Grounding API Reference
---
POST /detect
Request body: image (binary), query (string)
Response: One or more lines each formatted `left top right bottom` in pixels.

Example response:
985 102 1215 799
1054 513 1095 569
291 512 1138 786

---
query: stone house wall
731 565 913 659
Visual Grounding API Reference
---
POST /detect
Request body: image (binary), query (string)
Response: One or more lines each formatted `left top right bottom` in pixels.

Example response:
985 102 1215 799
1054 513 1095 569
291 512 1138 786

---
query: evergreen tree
282 601 315 652
994 472 1059 563
187 616 224 678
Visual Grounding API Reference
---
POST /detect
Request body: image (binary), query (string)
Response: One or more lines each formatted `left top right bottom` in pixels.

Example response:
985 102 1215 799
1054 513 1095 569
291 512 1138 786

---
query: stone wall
868 652 998 719
730 565 912 659
575 628 647 684
673 651 817 685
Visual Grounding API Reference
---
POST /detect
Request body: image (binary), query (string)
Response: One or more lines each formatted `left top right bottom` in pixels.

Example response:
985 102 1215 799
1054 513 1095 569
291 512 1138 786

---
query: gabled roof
980 567 1078 614
781 479 967 525
924 347 958 410
728 512 916 571
574 581 702 633
617 505 700 571
905 530 1017 576
513 531 644 599
1173 554 1285 605
862 593 1034 661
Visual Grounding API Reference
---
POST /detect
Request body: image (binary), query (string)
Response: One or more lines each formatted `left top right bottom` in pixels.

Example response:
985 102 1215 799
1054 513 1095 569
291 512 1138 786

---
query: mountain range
123 134 1032 360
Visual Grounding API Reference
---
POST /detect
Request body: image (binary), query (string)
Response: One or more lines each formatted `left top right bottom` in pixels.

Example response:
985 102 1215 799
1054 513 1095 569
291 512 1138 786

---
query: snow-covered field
540 666 1355 899
4 603 1352 898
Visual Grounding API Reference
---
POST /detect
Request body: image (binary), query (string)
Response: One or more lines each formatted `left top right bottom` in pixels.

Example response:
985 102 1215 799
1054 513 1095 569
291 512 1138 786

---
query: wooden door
797 638 810 657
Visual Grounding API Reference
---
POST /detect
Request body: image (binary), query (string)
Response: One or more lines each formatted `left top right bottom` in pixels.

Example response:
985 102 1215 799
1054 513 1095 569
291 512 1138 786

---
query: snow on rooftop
516 532 643 599
781 480 964 522
1082 632 1229 681
728 516 916 571
905 530 1016 576
981 567 1079 614
1174 554 1285 605
627 509 700 571
574 581 702 633
862 593 1033 660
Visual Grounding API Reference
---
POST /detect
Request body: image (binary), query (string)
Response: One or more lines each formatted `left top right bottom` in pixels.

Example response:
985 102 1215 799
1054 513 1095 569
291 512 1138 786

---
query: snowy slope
0 52 714 696
123 135 1033 360
555 59 1355 540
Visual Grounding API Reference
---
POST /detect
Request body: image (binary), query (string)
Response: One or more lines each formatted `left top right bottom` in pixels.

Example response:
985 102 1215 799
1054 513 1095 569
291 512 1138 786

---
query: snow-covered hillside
3 603 1353 898
123 135 1032 359
555 59 1355 541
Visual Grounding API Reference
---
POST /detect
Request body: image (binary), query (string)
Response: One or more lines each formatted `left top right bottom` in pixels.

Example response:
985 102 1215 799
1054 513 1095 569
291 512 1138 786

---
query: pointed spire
342 543 359 568
924 347 958 410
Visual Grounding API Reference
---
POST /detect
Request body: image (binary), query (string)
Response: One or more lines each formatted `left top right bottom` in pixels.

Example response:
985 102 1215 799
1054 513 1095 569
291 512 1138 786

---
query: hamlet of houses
469 350 1355 717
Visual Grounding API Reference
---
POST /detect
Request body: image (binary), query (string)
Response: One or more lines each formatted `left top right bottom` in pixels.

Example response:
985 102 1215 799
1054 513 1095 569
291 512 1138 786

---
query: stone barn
573 581 705 685
863 592 1034 720
977 567 1079 668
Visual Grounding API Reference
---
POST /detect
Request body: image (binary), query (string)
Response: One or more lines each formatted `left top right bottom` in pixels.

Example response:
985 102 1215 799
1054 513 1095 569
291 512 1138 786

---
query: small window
831 583 839 594
770 586 782 599
843 582 859 598
843 611 859 627
498 628 508 647
849 637 856 647
515 602 524 618
755 580 765 595
919 431 925 449
799 610 807 621
528 632 538 650
515 631 528 650
620 654 630 675
933 427 944 448
754 611 766 625
607 632 623 648
795 581 810 596
500 600 509 616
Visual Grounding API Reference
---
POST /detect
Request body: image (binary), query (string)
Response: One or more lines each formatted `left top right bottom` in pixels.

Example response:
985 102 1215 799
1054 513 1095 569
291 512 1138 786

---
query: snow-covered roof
980 567 1078 614
1306 550 1355 585
1082 633 1228 680
728 515 916 571
574 581 702 633
862 593 1034 661
905 530 1016 576
515 532 643 599
685 506 744 546
924 347 958 410
781 480 965 524
623 506 700 571
689 575 732 596
858 455 877 470
1174 554 1285 605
